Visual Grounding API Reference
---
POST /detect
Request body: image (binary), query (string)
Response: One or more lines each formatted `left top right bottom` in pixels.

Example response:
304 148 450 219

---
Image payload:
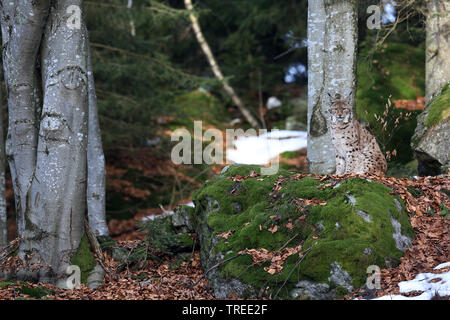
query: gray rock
393 199 403 213
112 247 129 263
411 83 450 176
316 221 324 231
333 181 344 189
346 193 357 206
232 202 241 213
328 262 353 293
86 264 105 289
389 210 412 252
139 278 157 286
210 274 253 299
220 165 230 174
356 209 371 223
291 280 334 300
206 196 220 213
172 205 194 233
414 119 450 176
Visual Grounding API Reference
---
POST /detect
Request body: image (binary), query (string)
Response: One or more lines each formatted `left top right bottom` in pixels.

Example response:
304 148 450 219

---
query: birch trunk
1 0 107 284
425 0 450 103
307 0 358 174
184 0 261 129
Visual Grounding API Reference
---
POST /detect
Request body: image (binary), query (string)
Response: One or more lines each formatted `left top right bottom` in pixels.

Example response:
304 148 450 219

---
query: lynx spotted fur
328 93 387 175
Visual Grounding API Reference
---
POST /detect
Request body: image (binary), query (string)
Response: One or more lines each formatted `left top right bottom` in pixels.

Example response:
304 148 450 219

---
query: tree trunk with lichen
0 0 107 285
412 1 450 176
307 0 358 174
425 0 450 104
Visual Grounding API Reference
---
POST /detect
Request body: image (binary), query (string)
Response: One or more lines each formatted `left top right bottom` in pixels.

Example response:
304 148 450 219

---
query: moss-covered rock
19 284 55 299
411 82 450 176
190 165 413 300
141 205 196 255
426 83 450 128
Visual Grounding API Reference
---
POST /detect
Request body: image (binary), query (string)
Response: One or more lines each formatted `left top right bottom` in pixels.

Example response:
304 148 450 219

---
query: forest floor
0 164 448 300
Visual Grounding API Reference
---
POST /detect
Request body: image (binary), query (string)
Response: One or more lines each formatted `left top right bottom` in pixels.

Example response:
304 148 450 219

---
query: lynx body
328 93 387 175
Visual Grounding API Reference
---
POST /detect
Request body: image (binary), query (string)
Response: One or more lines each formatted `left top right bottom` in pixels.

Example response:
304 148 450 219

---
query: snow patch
226 130 307 165
374 262 450 300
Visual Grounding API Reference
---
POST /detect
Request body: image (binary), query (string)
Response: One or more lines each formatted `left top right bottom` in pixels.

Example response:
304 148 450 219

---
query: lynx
328 92 387 175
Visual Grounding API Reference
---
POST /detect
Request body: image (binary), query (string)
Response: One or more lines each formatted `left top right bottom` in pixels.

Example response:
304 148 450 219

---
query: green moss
70 234 96 284
426 82 450 127
19 285 55 299
169 90 230 130
335 286 350 299
0 281 15 287
142 215 194 255
280 151 301 159
177 233 194 247
192 165 414 299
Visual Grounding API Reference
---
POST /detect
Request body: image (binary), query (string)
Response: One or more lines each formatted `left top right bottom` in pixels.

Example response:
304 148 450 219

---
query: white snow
184 202 195 208
226 130 307 165
266 97 282 110
140 201 195 222
373 262 450 300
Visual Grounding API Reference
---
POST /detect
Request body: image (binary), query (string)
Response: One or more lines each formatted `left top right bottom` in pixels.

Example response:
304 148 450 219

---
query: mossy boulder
141 206 196 255
190 165 413 299
411 82 450 176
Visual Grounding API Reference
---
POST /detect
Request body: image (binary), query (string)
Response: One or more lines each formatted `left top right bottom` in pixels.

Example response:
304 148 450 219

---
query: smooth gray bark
0 69 6 248
307 0 358 174
411 1 450 176
1 0 107 284
425 0 450 103
87 46 109 237
1 0 46 238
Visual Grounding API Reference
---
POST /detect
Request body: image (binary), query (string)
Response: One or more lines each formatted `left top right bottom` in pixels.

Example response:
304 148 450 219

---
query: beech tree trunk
307 0 358 174
0 73 6 248
86 45 109 237
425 0 450 103
1 0 107 284
411 1 450 176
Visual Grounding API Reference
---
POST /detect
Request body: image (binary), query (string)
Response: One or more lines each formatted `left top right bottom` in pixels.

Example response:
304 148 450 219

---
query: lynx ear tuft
327 92 335 104
347 91 353 101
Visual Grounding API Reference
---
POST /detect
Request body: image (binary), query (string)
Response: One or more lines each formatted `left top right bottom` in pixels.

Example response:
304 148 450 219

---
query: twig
277 234 299 252
273 247 312 299
0 237 22 263
191 234 197 258
84 218 104 262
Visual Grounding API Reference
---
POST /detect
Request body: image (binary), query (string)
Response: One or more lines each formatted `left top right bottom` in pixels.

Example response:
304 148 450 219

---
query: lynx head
328 92 353 124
